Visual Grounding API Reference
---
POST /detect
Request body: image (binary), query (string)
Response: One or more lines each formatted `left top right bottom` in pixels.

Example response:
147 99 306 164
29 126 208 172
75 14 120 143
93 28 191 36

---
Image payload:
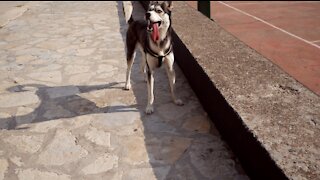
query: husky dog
124 1 183 114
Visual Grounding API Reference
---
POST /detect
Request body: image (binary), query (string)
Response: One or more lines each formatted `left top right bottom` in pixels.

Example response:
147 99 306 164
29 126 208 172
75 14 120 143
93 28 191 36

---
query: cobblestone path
0 1 248 179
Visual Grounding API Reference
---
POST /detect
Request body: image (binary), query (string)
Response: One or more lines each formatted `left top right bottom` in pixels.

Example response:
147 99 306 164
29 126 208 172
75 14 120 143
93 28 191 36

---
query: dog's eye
156 9 162 13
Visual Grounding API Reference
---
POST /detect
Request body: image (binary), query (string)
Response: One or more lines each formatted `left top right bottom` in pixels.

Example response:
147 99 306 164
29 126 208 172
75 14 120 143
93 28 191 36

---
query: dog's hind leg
145 63 155 114
124 39 136 90
165 53 184 106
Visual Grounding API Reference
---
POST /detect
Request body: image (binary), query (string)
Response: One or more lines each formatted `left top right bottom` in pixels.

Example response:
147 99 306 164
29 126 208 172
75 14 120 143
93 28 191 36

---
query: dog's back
123 1 133 24
124 1 148 48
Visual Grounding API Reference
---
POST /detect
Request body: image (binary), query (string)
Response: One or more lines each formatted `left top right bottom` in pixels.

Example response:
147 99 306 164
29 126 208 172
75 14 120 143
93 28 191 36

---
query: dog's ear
165 1 173 11
162 1 173 12
168 1 173 11
150 1 159 5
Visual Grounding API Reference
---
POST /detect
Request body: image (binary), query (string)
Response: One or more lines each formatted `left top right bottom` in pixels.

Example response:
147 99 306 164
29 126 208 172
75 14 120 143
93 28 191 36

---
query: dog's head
145 1 173 41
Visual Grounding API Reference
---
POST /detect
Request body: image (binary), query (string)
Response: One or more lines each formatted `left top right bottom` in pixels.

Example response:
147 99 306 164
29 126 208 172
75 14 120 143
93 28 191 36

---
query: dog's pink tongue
152 23 159 42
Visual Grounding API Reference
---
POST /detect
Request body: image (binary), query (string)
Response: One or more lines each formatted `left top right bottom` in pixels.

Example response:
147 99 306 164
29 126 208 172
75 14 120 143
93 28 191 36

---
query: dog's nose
145 12 151 19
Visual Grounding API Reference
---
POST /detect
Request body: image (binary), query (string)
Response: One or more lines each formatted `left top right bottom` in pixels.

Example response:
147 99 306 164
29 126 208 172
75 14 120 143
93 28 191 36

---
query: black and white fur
123 1 183 114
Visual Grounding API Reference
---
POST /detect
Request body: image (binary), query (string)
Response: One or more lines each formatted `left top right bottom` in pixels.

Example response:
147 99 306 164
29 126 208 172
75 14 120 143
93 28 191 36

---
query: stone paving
0 1 248 179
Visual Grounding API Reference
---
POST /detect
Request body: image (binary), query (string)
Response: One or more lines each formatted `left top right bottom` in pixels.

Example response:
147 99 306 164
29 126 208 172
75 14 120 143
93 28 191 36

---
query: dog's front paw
144 75 148 83
174 99 184 106
145 105 154 115
123 83 131 90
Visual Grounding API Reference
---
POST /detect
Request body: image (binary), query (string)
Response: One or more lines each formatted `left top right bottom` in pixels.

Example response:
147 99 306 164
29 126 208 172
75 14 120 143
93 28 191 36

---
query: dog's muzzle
147 20 161 32
145 12 161 32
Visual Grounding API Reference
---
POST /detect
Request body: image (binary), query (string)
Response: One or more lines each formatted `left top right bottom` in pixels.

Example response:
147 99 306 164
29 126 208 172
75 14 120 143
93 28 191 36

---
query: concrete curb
171 2 320 180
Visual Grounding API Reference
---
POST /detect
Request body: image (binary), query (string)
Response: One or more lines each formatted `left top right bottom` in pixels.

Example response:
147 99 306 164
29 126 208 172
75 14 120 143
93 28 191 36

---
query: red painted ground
186 1 320 96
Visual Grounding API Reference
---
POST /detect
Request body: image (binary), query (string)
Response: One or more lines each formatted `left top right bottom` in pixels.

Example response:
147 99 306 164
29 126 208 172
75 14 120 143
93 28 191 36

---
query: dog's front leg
124 42 136 90
124 57 134 90
146 68 154 114
140 51 148 82
165 53 184 106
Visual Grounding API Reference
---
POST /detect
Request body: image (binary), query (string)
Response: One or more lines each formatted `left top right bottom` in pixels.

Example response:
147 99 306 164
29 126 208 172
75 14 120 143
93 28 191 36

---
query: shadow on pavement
1 82 138 130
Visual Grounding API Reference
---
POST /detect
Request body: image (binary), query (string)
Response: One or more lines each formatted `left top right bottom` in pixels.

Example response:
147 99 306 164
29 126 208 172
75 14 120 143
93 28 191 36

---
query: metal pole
198 1 211 19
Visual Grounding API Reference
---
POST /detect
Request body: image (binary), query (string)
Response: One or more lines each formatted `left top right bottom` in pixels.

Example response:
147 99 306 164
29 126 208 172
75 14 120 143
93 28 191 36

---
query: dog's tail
123 1 134 24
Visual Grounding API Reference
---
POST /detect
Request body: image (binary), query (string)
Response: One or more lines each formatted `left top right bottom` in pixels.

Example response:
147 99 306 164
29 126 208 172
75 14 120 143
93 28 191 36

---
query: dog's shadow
0 82 139 130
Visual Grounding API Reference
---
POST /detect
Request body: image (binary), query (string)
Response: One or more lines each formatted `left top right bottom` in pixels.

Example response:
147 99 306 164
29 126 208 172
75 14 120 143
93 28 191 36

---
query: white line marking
225 1 320 5
218 1 320 49
311 40 320 43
